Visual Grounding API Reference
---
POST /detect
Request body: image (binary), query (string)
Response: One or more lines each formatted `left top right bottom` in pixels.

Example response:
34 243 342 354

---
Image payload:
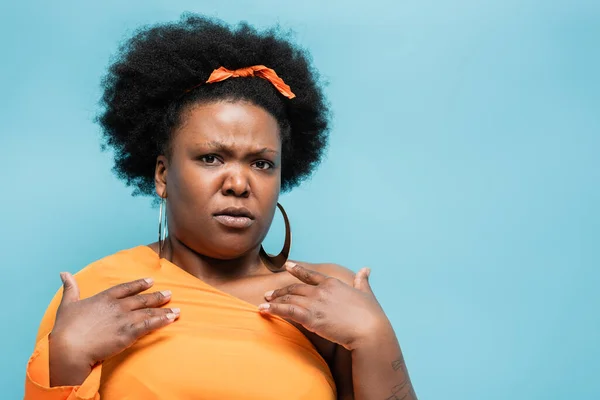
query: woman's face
155 100 282 260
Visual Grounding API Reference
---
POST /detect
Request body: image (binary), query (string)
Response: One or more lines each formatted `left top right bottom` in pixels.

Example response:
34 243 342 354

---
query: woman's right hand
48 272 179 387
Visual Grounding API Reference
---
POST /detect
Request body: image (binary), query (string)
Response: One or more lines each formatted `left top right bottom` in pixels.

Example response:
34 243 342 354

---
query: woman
24 14 417 400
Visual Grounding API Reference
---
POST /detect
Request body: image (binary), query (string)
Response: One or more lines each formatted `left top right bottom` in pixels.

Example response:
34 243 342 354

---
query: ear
155 155 168 197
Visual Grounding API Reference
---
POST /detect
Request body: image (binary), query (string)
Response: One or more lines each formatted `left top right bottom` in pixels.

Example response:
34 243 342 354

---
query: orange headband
186 65 296 99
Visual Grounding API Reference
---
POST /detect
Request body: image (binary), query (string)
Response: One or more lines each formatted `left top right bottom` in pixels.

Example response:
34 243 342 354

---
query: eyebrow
203 141 280 156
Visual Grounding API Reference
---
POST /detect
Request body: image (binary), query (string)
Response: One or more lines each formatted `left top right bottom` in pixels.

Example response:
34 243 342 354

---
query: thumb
353 267 373 293
59 272 80 305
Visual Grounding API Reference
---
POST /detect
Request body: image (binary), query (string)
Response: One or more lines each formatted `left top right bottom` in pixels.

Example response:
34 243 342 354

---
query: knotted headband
186 65 296 99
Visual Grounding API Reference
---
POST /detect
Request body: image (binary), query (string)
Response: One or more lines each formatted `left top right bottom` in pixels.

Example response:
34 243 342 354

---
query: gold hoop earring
158 195 168 259
259 203 291 272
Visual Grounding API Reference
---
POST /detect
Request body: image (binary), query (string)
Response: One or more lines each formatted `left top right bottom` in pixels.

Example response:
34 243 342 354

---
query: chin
198 236 259 260
176 222 266 260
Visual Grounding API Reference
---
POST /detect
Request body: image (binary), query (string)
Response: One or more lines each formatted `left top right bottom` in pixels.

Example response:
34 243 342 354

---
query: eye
253 160 273 170
199 154 222 165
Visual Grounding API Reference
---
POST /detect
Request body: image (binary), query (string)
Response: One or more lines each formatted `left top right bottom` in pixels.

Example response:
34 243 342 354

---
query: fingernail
59 272 66 283
258 303 271 311
166 313 177 320
144 277 154 285
160 290 172 298
171 307 180 315
264 290 274 300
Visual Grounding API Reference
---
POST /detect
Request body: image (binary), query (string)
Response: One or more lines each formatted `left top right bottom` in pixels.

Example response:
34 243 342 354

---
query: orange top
24 246 336 399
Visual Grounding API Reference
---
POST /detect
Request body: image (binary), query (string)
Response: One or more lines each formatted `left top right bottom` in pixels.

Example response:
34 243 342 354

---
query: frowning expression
155 100 282 259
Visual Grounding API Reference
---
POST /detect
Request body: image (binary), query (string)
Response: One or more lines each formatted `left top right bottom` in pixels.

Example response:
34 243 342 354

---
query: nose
221 167 250 198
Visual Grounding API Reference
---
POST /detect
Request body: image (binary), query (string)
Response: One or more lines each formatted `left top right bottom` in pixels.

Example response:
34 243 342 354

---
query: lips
213 207 255 229
214 207 255 219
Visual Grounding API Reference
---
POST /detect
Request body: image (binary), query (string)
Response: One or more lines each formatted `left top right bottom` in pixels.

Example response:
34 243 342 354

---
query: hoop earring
158 195 168 259
259 203 292 272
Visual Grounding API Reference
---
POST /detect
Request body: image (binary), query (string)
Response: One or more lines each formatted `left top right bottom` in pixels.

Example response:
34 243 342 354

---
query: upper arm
332 344 354 400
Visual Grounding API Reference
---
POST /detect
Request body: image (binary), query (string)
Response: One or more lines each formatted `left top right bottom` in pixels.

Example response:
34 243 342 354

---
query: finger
269 294 313 309
130 306 180 322
123 290 172 311
59 272 80 305
127 312 178 340
354 267 373 293
264 283 315 301
105 278 154 299
353 268 368 289
258 302 311 326
285 263 328 286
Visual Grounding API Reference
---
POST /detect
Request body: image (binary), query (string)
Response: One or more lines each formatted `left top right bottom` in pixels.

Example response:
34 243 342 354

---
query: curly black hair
97 13 330 197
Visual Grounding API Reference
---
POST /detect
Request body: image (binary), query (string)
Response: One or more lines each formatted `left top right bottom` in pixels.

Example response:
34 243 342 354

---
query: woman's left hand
259 263 390 351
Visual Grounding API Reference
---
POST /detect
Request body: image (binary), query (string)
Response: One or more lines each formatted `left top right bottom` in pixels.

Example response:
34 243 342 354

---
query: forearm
351 322 417 400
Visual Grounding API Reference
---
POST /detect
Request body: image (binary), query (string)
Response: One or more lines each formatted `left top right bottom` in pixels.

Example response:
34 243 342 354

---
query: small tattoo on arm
387 355 417 399
392 358 404 371
392 384 405 392
384 392 410 400
383 379 416 400
392 354 406 372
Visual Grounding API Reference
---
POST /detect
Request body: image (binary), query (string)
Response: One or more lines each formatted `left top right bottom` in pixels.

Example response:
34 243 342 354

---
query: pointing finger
106 278 154 299
285 263 328 286
264 283 315 301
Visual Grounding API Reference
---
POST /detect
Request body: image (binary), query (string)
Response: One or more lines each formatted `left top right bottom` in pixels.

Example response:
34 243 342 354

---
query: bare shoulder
290 260 356 286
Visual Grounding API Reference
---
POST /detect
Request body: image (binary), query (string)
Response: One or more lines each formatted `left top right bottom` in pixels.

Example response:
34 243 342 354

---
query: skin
49 100 417 399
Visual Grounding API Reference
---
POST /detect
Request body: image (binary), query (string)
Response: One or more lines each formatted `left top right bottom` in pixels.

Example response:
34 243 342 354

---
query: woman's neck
161 235 268 285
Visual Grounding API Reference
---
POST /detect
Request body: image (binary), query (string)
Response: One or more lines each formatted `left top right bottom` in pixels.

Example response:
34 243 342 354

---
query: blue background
2 1 599 398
